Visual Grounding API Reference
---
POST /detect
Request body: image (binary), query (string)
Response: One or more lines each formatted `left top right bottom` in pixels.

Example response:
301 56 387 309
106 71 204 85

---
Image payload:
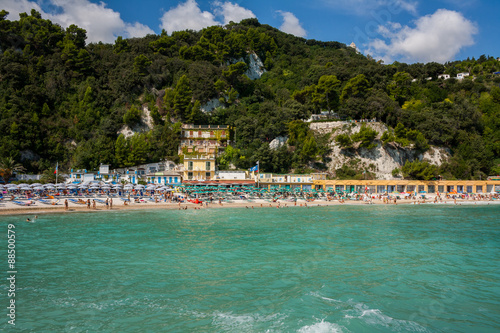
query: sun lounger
38 199 57 205
68 198 86 205
12 200 34 206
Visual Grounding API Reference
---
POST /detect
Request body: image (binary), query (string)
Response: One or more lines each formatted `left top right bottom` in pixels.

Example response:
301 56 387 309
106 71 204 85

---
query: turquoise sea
1 204 500 332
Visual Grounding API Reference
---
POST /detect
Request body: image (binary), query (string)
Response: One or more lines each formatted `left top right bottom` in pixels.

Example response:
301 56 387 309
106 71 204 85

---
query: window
466 186 473 193
198 131 202 137
428 185 435 193
476 185 483 193
188 172 193 180
188 161 193 171
487 185 493 193
438 185 444 193
407 185 416 192
418 185 425 193
447 185 454 192
206 161 211 171
377 185 386 193
206 172 211 179
397 185 405 192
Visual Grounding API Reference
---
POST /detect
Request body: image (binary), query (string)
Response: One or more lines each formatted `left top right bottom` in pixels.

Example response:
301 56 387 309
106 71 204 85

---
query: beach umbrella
33 186 45 191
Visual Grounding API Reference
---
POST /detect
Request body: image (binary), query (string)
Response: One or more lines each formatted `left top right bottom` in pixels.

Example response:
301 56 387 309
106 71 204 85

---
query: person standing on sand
92 200 96 209
65 199 68 210
110 198 113 209
106 198 109 209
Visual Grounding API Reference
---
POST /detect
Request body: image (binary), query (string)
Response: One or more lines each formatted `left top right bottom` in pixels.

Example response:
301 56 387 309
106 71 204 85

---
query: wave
297 319 344 333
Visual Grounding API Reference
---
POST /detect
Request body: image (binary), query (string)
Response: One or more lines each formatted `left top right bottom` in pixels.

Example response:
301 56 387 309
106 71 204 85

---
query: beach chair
38 199 55 205
68 198 86 205
12 200 34 206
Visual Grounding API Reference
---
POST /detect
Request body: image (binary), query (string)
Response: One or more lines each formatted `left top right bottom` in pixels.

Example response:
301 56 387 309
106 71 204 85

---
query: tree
0 157 25 183
351 125 378 149
114 36 130 54
340 74 369 103
133 55 152 75
387 71 412 105
123 106 142 127
173 75 193 120
315 75 341 112
115 134 128 167
401 160 438 180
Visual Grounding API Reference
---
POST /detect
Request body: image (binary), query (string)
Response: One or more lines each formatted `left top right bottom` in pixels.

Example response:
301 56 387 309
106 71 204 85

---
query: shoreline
1 197 499 216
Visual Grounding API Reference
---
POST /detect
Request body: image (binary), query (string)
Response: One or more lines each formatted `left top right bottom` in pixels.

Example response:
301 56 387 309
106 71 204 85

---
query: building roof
182 180 255 185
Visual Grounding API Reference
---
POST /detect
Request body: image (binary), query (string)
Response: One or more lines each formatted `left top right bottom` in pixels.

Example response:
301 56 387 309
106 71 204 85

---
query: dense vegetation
1 9 499 180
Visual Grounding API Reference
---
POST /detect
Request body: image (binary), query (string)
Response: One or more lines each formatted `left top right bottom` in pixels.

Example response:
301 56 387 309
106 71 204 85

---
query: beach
1 194 498 216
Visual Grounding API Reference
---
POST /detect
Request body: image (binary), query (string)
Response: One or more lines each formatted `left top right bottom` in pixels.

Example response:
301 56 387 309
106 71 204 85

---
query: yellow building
312 179 500 194
179 124 231 181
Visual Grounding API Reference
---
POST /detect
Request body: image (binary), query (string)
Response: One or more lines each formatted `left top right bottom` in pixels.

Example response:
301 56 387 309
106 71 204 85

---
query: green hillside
1 9 499 180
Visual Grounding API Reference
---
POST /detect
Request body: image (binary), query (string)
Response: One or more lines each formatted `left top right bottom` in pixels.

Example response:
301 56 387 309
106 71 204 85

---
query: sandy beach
1 195 498 216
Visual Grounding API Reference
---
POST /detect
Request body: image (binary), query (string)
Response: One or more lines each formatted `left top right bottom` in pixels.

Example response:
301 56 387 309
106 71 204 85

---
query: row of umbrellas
0 182 174 192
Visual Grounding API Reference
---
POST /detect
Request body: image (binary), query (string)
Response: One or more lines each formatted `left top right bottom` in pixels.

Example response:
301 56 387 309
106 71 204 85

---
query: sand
0 195 498 216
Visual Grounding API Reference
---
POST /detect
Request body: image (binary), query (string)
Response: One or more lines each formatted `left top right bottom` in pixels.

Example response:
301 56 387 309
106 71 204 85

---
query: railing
182 124 229 130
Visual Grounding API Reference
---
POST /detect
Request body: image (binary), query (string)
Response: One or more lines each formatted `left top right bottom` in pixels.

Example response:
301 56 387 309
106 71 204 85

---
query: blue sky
2 0 499 64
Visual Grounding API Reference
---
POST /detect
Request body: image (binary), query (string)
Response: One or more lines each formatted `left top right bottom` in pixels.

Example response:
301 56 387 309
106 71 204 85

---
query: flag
250 161 259 172
54 162 58 174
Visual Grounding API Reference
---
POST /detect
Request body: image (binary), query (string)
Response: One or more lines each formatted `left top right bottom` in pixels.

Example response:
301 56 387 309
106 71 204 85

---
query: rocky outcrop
118 105 154 139
201 98 224 113
310 121 451 179
230 52 266 80
270 136 288 150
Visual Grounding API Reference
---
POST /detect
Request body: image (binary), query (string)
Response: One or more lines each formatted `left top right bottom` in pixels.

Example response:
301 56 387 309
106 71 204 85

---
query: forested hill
1 9 499 180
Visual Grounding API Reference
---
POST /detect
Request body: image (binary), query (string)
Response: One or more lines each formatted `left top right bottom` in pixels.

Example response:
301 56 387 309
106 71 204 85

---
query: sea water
1 204 499 332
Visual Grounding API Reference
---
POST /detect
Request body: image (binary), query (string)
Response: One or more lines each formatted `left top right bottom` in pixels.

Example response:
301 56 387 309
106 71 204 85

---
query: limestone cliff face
229 52 267 80
310 121 451 179
118 105 154 139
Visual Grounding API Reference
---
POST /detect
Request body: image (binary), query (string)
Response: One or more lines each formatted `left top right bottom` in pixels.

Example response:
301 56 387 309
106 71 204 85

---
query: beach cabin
95 164 121 183
147 171 182 186
216 171 250 180
256 173 314 190
456 72 470 80
68 170 95 184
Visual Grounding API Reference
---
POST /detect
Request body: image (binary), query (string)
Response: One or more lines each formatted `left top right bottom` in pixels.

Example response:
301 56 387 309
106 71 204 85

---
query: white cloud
213 1 256 25
160 0 219 33
277 11 307 38
160 0 256 33
321 0 418 16
1 0 154 43
366 9 478 63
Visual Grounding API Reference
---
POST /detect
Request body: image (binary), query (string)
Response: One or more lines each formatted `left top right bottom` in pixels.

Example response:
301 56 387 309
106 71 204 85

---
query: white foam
297 319 343 333
211 311 286 331
343 302 429 332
